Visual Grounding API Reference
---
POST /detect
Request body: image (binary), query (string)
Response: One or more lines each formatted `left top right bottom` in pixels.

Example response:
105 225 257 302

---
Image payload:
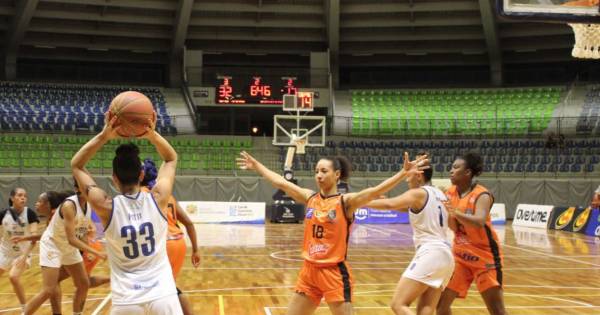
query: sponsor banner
549 206 590 233
490 203 506 225
353 208 409 224
584 208 600 237
179 201 265 224
512 226 552 249
512 204 554 229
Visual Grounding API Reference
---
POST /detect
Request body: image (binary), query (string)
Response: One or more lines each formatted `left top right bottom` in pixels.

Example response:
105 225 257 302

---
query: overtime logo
515 208 549 223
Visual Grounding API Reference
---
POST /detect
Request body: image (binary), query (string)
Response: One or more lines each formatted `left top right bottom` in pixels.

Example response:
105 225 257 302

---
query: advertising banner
584 208 600 237
490 203 506 225
512 204 554 229
549 206 586 232
179 201 265 224
353 208 409 224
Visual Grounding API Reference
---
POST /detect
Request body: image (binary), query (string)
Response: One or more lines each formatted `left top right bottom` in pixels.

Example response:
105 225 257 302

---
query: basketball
108 91 156 137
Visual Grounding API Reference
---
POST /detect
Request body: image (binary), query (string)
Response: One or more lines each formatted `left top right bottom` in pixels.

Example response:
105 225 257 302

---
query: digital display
216 76 299 105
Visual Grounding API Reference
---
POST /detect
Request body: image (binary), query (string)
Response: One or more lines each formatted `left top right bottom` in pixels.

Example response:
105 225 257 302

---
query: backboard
272 115 326 148
498 0 600 23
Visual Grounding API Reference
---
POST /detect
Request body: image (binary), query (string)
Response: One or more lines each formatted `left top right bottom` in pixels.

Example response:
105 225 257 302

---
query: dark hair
46 190 75 209
459 152 483 177
113 144 142 186
8 187 25 207
141 158 158 189
321 156 352 181
416 151 433 182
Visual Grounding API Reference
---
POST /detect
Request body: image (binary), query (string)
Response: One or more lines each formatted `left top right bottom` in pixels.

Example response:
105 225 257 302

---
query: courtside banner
549 206 592 233
490 203 506 225
354 208 409 224
512 204 554 229
584 208 600 237
179 201 265 224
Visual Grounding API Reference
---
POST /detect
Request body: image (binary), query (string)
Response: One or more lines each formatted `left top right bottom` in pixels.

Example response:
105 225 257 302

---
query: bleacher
351 87 564 136
576 85 600 134
0 82 176 134
283 138 600 175
0 135 252 173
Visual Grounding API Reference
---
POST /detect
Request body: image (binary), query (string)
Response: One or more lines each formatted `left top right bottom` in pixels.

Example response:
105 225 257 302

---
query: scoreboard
216 75 300 105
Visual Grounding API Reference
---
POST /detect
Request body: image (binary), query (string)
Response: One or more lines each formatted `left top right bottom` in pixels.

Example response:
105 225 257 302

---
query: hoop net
569 23 600 59
294 138 307 154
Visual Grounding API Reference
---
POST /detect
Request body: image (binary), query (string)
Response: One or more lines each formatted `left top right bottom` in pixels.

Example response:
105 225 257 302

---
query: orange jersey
302 193 352 266
141 187 183 237
446 184 503 268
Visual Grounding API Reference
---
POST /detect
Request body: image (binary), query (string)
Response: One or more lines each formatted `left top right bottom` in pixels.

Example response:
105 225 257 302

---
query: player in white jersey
71 115 182 315
366 153 455 315
24 185 106 315
0 187 39 312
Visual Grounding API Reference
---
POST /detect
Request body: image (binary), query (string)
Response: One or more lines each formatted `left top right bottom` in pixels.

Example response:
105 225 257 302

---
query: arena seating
576 86 600 134
351 87 564 136
0 135 252 172
283 138 600 175
0 82 177 134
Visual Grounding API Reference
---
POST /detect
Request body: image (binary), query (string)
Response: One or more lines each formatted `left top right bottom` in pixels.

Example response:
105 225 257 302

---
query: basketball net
294 138 307 155
569 23 600 59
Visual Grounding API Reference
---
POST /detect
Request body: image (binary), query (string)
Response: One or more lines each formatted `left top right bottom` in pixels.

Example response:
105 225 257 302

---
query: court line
89 265 600 271
505 292 593 307
263 306 274 315
91 293 112 315
218 295 225 315
502 244 600 267
0 297 105 314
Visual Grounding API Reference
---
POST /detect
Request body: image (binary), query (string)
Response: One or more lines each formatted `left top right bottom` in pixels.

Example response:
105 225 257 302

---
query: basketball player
24 183 106 315
237 151 428 315
141 158 200 315
71 115 183 314
0 188 39 313
365 153 454 315
436 153 507 315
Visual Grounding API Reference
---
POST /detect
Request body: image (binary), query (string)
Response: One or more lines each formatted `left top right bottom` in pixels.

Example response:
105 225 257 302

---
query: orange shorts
294 261 354 306
446 260 503 298
82 239 103 275
167 236 186 279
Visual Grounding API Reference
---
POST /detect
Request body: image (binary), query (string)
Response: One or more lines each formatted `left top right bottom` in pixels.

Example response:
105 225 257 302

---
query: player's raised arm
366 188 428 212
145 128 178 210
237 151 314 204
71 114 119 225
343 153 429 215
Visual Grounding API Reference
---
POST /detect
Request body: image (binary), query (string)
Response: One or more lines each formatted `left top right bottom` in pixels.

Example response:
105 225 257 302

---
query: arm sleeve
27 208 40 224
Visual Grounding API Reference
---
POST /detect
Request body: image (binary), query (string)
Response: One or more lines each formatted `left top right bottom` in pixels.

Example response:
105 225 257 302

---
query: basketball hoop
565 0 600 59
294 138 307 155
569 23 600 58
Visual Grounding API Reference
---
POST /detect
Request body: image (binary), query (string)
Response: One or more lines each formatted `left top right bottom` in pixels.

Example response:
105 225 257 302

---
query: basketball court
0 223 598 315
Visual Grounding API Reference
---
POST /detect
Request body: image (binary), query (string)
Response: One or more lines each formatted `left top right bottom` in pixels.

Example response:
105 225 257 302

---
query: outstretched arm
365 188 427 212
343 153 429 216
237 151 314 204
71 115 120 226
146 130 178 210
176 202 200 268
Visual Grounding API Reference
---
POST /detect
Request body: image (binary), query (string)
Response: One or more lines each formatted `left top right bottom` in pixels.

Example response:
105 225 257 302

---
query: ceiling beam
4 0 39 80
326 0 339 88
40 0 176 11
341 2 479 14
478 0 503 85
168 0 193 86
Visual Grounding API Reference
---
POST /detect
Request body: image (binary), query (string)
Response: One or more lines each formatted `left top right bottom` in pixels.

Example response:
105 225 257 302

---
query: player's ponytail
141 158 158 189
113 143 142 186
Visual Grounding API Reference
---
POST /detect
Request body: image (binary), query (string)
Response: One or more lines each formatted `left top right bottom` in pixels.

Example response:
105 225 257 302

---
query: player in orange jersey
142 158 200 315
436 152 507 315
238 151 429 315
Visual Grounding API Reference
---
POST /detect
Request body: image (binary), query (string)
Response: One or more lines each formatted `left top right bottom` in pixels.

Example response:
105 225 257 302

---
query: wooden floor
1 223 599 314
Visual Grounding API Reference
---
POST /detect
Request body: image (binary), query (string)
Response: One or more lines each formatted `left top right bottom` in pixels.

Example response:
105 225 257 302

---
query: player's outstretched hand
237 151 258 171
402 152 430 176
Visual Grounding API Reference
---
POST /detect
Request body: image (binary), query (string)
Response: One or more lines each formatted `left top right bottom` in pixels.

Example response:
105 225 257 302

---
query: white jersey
105 190 177 305
0 207 39 255
41 195 91 252
409 185 451 249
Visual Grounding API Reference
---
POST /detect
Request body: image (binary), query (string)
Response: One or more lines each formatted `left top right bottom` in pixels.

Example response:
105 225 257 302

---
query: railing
331 116 596 138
